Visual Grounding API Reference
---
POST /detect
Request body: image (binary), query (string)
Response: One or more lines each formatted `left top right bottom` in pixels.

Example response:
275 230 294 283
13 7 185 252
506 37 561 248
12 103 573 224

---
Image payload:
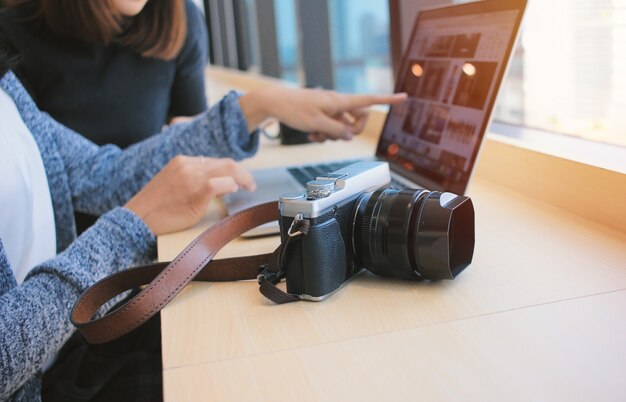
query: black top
0 0 208 148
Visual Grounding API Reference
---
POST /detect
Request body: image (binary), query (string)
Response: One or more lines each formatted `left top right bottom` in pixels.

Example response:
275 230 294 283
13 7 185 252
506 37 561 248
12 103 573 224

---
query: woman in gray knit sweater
0 36 405 400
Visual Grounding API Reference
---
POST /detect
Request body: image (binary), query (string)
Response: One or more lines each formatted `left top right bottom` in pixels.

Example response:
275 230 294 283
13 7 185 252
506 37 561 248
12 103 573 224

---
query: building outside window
494 0 626 147
274 0 300 83
242 0 626 149
329 0 393 94
333 0 626 148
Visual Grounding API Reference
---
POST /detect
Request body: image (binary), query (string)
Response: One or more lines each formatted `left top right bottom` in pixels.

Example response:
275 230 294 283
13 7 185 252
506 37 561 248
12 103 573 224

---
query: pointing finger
331 92 407 112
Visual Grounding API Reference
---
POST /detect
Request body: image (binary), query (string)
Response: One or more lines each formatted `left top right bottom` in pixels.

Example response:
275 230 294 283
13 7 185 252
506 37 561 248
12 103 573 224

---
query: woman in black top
0 0 208 148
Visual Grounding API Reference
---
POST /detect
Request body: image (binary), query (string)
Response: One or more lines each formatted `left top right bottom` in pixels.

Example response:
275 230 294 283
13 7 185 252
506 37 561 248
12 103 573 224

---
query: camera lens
353 189 475 280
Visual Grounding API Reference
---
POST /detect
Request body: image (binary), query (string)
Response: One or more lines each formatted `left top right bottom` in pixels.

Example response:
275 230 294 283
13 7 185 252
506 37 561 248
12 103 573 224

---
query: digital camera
278 161 475 300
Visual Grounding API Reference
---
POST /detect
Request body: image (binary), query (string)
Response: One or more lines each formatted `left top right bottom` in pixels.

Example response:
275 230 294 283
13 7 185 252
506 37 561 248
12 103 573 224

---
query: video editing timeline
380 9 519 190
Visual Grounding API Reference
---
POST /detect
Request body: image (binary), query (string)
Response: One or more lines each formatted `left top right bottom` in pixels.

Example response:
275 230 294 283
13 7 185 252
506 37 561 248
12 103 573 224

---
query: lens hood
413 192 475 280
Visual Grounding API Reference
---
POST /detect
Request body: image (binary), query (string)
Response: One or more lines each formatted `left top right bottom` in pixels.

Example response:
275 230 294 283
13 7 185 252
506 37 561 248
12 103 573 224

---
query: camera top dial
279 161 391 219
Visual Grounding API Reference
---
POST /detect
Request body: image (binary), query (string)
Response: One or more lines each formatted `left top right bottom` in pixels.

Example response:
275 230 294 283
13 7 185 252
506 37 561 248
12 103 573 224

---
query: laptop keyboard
287 160 359 186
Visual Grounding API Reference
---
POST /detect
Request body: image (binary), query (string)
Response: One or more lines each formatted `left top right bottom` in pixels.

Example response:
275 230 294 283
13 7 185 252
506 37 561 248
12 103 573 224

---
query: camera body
279 162 390 300
278 161 475 301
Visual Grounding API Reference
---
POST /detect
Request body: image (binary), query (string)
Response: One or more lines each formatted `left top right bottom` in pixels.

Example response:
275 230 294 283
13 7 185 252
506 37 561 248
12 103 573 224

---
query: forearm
0 273 80 399
0 208 155 399
63 92 259 214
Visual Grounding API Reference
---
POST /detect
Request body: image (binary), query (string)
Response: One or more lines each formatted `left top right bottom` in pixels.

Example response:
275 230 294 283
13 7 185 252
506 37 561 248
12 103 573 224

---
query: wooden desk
158 68 626 401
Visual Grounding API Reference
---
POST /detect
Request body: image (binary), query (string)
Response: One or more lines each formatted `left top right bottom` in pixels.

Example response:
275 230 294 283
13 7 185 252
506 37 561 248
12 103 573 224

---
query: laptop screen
376 0 526 194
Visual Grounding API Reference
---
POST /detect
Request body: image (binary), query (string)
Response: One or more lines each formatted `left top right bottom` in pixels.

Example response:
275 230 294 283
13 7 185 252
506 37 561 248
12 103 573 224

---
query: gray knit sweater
0 71 259 401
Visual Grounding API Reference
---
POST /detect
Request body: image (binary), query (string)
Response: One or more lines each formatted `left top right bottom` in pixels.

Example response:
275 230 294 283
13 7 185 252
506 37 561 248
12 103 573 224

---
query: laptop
225 0 527 236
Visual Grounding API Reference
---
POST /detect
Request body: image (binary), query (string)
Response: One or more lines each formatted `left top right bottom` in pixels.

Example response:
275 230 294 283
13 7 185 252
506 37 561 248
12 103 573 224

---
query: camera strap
71 201 308 344
257 213 310 304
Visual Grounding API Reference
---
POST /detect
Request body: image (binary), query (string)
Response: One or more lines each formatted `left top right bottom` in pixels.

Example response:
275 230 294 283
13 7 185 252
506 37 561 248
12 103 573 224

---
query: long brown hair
0 29 20 76
2 0 187 60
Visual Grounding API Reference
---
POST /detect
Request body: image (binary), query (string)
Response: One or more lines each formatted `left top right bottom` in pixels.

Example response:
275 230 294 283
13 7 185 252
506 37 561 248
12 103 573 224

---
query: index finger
198 158 257 192
333 92 407 112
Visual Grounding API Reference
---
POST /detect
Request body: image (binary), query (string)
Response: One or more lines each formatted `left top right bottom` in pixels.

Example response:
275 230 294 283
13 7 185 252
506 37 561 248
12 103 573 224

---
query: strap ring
288 213 305 237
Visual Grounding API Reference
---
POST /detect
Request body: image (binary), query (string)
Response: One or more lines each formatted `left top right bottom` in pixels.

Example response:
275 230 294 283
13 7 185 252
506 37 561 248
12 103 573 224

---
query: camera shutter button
306 179 335 199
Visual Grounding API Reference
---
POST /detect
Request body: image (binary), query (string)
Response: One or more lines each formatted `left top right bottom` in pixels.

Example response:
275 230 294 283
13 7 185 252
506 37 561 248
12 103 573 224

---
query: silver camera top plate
279 161 391 219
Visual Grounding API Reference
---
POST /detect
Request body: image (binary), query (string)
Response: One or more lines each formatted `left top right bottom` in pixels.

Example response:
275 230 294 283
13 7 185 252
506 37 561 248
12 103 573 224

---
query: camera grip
286 217 347 298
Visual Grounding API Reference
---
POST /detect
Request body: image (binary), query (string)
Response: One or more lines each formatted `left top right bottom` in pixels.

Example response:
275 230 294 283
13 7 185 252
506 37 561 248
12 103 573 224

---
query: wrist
124 198 154 233
239 89 273 132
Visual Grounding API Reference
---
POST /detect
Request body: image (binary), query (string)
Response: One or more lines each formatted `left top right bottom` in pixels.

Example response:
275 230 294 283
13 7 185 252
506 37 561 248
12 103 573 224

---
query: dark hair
2 0 187 60
0 29 20 77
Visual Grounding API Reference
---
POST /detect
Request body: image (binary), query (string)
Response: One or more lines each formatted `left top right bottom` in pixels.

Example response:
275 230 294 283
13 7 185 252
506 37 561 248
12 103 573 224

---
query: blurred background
199 0 626 148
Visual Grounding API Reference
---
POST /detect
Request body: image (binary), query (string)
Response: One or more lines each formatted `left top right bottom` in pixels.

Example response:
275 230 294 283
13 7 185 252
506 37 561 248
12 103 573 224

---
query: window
266 0 394 92
341 0 626 148
483 0 626 147
209 0 626 149
275 0 300 83
329 0 393 94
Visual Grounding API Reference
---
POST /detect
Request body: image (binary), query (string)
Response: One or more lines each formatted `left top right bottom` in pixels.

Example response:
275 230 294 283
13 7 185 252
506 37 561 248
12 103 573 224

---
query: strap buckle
257 264 282 285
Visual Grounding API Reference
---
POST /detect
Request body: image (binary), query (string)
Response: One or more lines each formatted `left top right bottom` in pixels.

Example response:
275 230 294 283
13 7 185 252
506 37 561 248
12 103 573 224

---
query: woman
0 33 405 400
0 0 208 148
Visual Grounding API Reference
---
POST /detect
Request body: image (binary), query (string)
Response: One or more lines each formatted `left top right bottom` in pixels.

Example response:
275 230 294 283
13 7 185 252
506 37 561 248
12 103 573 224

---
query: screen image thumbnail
452 61 497 110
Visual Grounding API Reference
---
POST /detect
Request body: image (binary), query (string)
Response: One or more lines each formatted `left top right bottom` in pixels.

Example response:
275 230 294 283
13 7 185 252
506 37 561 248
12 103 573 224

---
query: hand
124 156 256 236
239 87 407 141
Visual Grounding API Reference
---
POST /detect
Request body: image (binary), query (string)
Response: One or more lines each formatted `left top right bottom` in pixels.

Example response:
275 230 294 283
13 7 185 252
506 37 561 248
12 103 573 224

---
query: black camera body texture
280 192 361 299
278 161 475 301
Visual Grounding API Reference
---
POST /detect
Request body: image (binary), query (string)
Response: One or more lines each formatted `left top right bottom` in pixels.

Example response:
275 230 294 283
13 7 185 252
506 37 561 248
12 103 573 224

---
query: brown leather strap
71 201 279 344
